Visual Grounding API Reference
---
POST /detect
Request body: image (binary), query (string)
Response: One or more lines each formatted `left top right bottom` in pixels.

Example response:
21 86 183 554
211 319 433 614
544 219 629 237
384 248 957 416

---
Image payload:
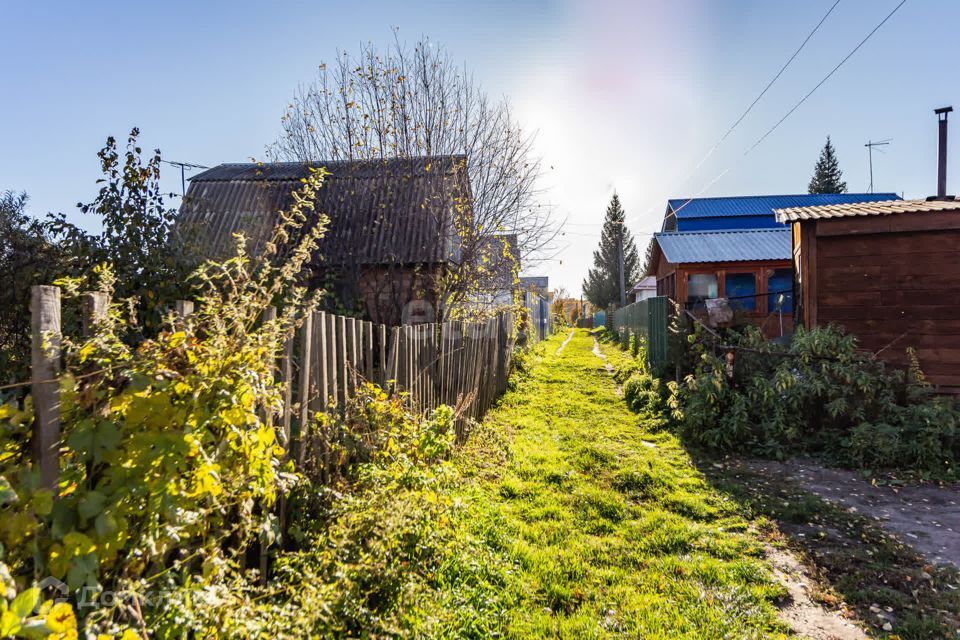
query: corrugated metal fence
523 291 554 342
611 296 670 369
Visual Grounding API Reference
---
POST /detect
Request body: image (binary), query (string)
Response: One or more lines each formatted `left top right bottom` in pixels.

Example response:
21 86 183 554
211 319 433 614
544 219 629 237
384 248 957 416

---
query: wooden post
314 312 328 412
280 328 294 451
326 313 339 409
31 285 61 493
297 312 313 466
364 321 374 381
175 299 194 319
80 291 109 336
346 317 358 396
336 315 348 404
386 326 400 393
378 324 387 386
261 305 280 584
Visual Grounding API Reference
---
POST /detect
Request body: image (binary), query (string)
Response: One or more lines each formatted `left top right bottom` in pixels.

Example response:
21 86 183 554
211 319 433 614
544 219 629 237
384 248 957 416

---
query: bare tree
269 36 557 288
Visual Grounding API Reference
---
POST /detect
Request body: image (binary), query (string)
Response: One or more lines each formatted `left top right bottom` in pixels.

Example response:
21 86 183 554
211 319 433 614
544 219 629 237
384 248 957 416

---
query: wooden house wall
654 256 794 337
796 211 960 389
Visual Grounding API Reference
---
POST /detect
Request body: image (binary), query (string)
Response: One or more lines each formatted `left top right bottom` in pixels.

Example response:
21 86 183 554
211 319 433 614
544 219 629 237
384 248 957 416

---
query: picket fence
25 285 519 491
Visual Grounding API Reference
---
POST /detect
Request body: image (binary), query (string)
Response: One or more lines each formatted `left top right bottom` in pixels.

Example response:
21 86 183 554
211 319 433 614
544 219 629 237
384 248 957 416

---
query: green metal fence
611 296 670 370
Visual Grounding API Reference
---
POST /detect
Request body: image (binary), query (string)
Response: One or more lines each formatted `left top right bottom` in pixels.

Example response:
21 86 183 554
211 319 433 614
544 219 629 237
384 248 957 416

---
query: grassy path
455 329 791 638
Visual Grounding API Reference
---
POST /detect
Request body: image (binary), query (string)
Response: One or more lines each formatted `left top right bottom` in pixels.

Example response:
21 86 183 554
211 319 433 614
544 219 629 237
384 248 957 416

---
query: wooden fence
23 285 518 490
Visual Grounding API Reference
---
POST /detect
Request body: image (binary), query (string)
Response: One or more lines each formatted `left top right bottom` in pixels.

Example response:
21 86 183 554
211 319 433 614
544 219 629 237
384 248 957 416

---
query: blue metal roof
654 229 792 264
667 193 900 219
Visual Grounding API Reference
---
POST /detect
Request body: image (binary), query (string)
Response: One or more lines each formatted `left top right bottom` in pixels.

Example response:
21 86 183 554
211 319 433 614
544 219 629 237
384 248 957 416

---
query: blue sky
2 0 957 296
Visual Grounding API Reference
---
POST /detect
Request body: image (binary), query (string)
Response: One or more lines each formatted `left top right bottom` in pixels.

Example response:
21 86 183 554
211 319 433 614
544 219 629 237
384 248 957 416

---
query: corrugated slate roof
654 229 792 264
775 198 960 222
178 156 468 265
667 193 900 219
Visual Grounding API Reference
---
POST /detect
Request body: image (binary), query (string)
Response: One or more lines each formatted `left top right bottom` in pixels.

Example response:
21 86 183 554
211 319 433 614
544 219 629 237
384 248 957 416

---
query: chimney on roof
934 106 953 200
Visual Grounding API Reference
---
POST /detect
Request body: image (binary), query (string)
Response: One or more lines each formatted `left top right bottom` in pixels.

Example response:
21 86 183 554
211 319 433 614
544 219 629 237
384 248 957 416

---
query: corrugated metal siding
668 193 900 219
678 216 787 231
178 156 467 265
654 229 791 264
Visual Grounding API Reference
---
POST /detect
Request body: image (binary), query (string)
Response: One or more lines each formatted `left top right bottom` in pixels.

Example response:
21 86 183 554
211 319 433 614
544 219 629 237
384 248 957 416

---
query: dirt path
589 337 867 640
555 328 575 354
738 458 960 568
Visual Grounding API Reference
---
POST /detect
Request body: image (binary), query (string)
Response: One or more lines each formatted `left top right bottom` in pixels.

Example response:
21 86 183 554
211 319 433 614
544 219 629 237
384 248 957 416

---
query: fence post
175 299 194 319
296 312 313 467
364 321 374 381
31 285 61 493
80 291 109 336
378 324 387 386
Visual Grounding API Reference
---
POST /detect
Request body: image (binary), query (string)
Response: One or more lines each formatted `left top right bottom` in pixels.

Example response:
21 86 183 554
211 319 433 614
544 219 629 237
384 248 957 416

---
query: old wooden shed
177 156 470 325
775 199 960 390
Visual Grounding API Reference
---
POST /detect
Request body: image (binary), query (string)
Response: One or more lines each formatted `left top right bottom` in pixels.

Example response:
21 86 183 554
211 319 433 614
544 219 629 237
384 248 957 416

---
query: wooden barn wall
812 227 960 388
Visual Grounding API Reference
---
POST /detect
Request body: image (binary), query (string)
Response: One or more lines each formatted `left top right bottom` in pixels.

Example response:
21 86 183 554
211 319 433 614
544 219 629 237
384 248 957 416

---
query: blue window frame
725 273 756 311
767 268 793 313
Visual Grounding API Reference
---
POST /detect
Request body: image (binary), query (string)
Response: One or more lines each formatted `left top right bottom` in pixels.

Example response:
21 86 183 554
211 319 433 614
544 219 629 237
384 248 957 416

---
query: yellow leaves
184 433 201 457
167 331 186 348
190 463 223 498
219 406 251 428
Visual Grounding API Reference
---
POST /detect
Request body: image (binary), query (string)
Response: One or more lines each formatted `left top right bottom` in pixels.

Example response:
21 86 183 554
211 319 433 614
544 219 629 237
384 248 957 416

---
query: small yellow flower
45 601 77 633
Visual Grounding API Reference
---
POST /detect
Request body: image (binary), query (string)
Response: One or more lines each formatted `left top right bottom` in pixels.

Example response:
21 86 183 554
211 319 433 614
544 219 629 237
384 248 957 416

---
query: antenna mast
864 139 891 193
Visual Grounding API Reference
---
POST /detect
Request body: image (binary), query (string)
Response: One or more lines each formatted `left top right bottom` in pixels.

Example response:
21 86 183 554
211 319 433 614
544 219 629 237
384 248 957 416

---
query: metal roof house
662 193 900 231
651 193 900 335
178 156 471 325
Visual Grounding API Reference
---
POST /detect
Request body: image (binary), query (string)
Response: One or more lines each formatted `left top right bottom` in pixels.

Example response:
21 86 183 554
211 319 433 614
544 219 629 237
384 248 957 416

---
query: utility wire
744 0 908 155
633 0 908 230
626 0 843 228
690 0 842 176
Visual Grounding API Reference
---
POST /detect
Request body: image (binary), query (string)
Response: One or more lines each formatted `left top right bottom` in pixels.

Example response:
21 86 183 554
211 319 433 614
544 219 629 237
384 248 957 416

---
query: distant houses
650 193 900 334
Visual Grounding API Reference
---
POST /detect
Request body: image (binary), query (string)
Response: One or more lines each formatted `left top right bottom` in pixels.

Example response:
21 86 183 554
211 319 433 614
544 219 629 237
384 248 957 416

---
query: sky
2 0 958 297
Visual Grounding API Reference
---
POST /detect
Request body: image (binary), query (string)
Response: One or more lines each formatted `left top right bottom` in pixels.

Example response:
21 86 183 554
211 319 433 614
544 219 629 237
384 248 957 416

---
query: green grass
443 329 791 638
595 329 960 639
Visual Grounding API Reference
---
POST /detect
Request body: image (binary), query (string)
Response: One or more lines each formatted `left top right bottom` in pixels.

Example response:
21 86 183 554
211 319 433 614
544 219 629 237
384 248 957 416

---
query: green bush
667 325 960 479
623 372 665 416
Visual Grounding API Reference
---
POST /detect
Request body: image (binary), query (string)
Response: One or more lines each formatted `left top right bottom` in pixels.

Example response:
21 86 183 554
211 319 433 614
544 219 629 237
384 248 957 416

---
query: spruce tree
582 194 641 309
807 136 847 194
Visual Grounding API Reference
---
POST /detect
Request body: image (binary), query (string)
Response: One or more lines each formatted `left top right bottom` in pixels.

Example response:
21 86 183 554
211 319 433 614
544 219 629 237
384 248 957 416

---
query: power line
689 0 842 176
744 0 908 155
634 0 908 229
626 0 843 227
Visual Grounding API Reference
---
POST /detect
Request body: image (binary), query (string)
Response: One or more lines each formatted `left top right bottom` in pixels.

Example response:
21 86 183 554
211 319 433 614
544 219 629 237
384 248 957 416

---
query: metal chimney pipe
935 106 953 198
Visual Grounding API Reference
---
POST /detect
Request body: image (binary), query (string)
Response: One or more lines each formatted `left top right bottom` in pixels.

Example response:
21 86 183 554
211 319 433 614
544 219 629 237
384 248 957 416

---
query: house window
725 273 757 311
767 268 793 313
687 273 718 310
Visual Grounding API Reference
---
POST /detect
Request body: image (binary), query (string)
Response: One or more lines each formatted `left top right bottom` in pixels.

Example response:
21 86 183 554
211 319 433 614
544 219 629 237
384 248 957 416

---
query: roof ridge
655 228 789 235
668 192 897 202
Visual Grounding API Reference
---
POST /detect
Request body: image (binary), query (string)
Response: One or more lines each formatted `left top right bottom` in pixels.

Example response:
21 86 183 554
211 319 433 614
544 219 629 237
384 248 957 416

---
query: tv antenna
162 160 210 196
864 139 891 193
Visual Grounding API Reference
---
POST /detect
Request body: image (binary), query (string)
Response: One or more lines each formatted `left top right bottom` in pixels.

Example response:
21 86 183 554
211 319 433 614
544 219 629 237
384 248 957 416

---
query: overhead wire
628 0 909 231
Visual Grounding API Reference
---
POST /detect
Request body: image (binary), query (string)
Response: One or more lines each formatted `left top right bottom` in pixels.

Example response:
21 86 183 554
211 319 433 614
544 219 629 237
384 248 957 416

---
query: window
767 268 793 313
687 273 718 310
725 273 757 311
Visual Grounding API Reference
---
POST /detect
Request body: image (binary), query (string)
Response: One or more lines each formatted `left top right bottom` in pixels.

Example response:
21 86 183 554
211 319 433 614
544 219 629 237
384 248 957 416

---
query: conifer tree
808 136 848 194
582 194 641 309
